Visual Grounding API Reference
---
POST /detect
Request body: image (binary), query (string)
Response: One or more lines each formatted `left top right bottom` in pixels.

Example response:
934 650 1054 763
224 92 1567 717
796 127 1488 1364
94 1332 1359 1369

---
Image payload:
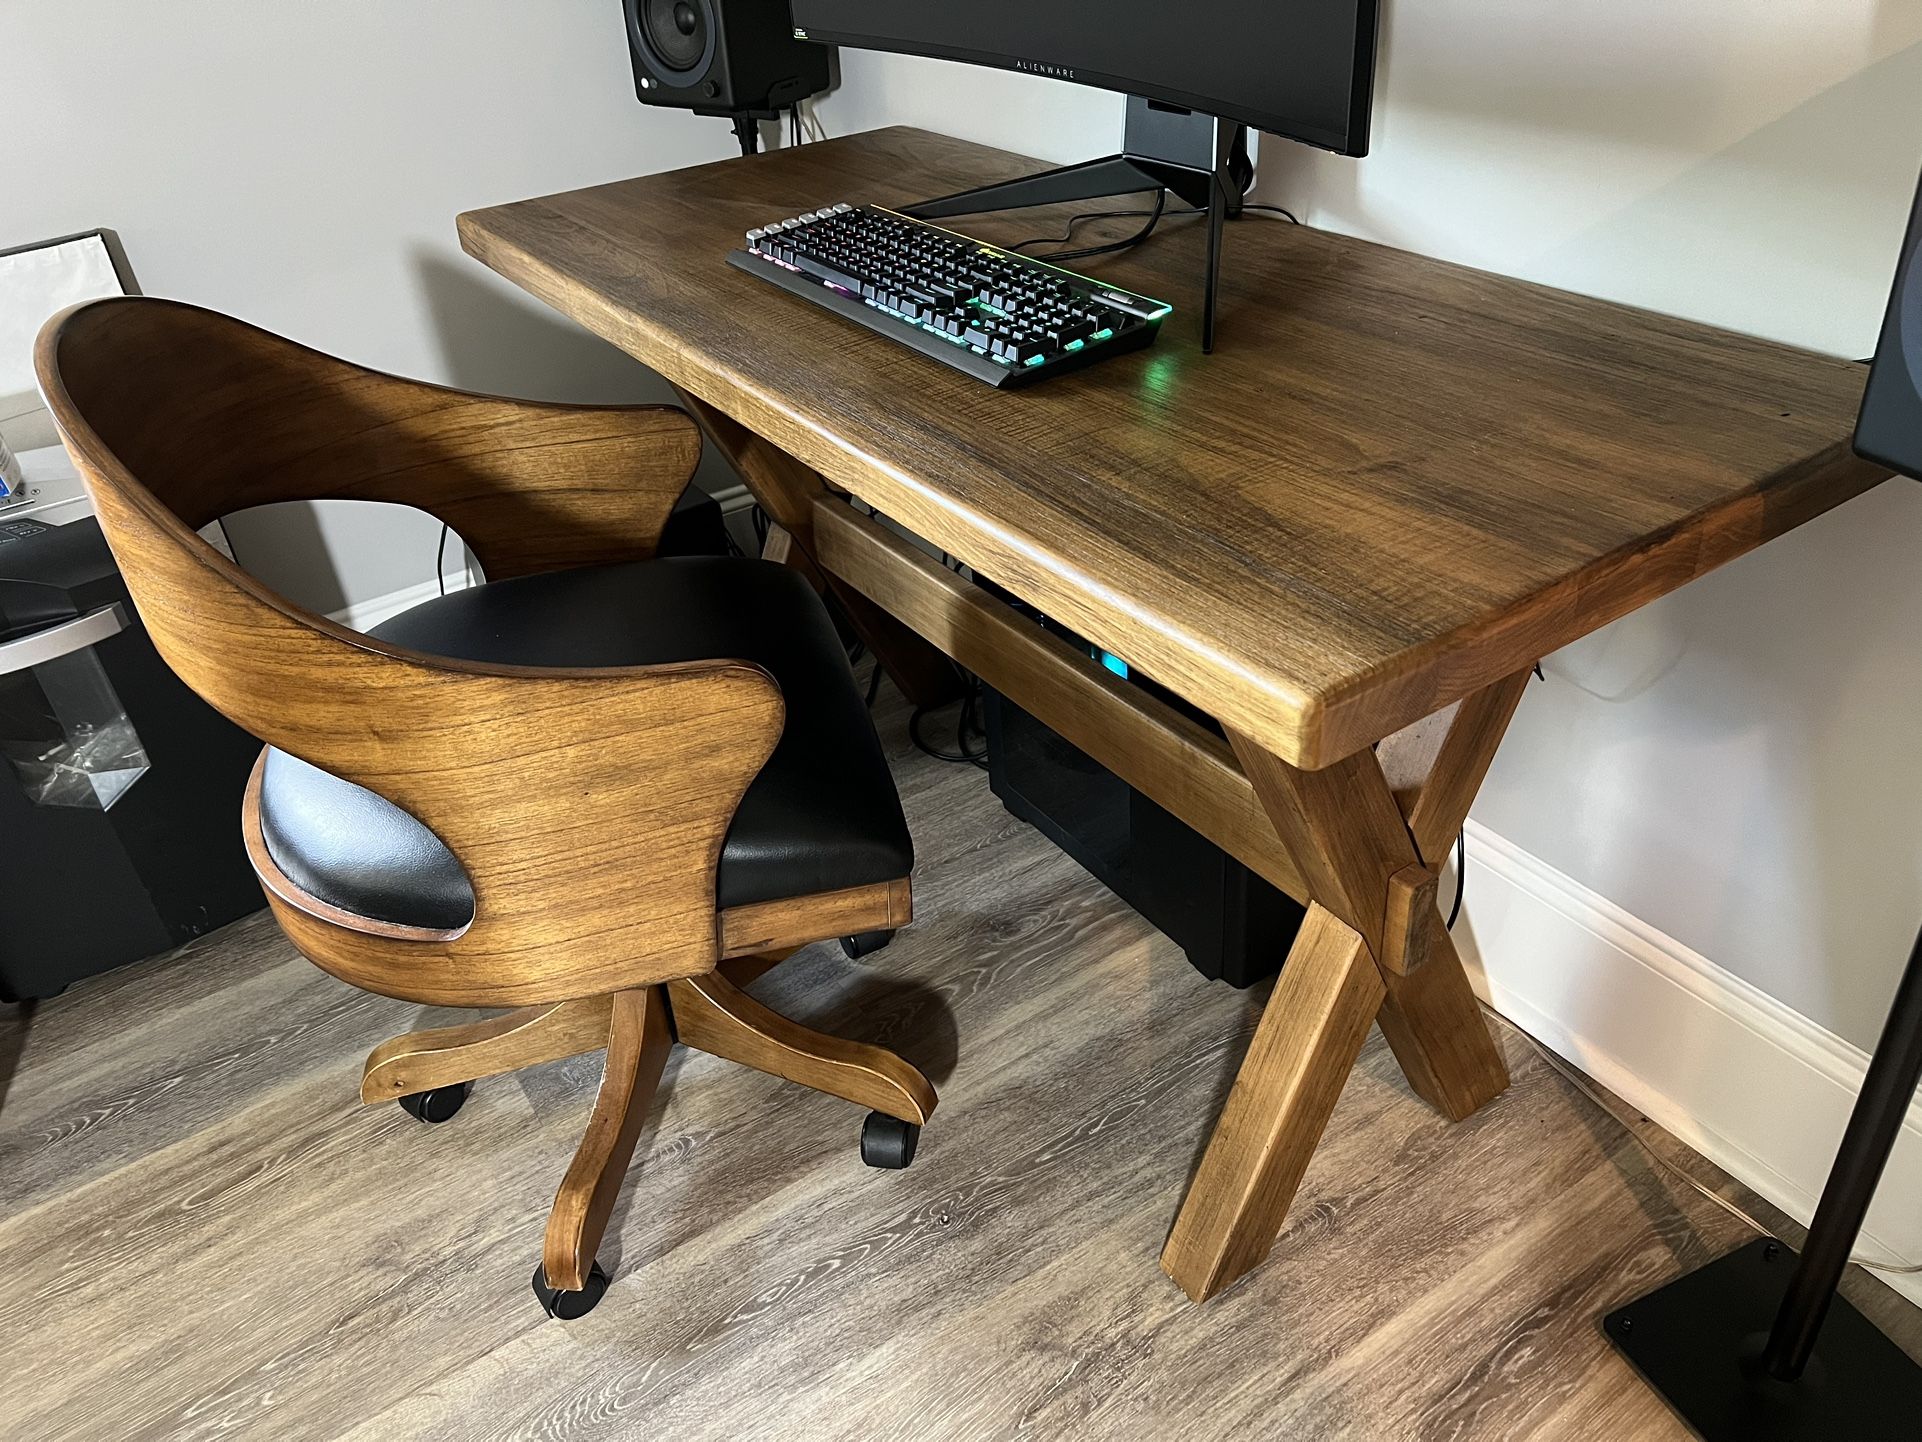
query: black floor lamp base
1604 1239 1922 1440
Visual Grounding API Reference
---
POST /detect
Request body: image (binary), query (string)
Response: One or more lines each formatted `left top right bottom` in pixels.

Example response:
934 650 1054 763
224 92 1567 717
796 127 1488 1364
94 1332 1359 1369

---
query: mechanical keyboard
728 203 1173 388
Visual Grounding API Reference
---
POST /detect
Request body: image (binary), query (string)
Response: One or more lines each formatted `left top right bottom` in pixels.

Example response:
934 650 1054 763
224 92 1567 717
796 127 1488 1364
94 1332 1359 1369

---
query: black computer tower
975 577 1305 988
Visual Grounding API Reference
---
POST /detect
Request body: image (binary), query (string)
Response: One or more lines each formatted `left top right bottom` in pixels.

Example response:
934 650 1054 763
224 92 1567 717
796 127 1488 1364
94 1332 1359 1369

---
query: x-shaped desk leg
1161 669 1532 1302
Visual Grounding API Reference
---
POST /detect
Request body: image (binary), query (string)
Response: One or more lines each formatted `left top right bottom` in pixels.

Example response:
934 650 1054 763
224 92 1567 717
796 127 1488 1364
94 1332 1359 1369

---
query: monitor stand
903 98 1250 353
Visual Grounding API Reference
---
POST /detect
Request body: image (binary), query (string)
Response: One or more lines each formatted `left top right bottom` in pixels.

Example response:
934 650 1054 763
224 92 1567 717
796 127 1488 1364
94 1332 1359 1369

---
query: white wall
819 6 1922 1056
9 0 746 613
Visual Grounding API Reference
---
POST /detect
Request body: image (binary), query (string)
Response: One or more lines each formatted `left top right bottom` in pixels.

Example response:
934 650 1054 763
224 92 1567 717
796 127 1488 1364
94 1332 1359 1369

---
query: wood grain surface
543 986 673 1292
717 877 912 960
669 969 937 1125
359 994 615 1103
1159 904 1384 1302
6 677 1915 1440
459 127 1889 768
814 496 1306 898
680 389 964 709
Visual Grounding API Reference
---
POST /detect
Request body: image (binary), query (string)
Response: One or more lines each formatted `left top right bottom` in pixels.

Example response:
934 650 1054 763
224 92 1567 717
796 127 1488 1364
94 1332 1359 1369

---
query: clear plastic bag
1 646 150 810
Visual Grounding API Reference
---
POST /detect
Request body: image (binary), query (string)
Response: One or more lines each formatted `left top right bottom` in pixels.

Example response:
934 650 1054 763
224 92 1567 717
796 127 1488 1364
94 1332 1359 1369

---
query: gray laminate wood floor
4 683 1917 1441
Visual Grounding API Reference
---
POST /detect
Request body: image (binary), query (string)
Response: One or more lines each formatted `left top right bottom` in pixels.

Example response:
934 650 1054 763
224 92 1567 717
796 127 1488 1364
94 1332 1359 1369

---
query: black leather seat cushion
257 556 912 931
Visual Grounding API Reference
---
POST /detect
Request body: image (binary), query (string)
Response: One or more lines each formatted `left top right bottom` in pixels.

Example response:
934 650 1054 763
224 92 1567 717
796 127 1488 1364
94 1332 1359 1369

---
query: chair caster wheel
531 1260 610 1320
841 930 895 960
860 1111 920 1169
398 1081 470 1124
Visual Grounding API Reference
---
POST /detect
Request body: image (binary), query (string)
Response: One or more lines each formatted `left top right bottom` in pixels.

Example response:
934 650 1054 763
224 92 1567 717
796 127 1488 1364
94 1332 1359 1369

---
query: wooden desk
460 126 1888 1302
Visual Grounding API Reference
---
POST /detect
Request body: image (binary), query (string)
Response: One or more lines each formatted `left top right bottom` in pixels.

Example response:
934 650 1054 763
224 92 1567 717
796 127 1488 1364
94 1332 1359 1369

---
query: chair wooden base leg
542 987 673 1293
1160 905 1386 1303
361 994 616 1104
370 954 931 1301
667 970 936 1124
717 945 802 991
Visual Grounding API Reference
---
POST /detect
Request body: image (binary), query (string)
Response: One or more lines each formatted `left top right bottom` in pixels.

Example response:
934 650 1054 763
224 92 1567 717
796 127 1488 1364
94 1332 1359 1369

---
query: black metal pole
1763 918 1922 1380
1201 168 1226 356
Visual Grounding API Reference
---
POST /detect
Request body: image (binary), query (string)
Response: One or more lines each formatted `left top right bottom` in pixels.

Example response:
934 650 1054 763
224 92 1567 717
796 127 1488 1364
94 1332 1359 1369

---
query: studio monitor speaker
623 0 833 119
1856 169 1922 480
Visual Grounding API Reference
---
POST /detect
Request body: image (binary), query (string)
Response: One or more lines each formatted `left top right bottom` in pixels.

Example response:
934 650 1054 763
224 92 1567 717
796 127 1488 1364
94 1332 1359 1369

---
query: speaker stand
903 98 1247 353
1604 919 1922 1438
716 108 780 156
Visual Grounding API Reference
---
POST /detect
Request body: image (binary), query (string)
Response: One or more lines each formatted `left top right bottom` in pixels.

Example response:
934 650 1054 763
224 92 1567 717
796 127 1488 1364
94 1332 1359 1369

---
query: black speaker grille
639 0 710 75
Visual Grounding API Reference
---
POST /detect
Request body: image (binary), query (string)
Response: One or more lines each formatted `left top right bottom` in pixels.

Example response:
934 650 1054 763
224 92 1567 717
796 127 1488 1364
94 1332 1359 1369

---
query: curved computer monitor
787 0 1380 157
1856 168 1922 480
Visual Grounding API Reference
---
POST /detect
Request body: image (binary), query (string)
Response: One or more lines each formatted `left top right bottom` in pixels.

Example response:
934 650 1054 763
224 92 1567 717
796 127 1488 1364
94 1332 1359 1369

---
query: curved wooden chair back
37 297 782 1008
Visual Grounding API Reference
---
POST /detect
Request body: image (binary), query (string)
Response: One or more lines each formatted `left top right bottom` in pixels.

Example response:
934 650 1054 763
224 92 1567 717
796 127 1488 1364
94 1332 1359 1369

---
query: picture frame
1 229 137 457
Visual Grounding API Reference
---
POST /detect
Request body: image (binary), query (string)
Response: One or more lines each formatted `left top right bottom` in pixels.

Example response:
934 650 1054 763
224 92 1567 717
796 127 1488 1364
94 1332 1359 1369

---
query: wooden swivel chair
38 297 935 1319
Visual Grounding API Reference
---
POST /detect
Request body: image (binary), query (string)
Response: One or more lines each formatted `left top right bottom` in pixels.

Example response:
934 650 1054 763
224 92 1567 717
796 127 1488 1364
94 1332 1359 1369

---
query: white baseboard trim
328 574 471 633
1457 820 1922 1306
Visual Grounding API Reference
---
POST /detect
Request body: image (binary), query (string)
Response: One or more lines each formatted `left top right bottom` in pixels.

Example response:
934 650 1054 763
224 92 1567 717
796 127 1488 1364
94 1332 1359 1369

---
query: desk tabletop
460 127 1887 768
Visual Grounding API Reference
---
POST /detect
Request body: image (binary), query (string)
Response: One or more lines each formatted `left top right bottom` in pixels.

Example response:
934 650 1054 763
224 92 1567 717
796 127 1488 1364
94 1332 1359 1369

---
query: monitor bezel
789 3 1380 158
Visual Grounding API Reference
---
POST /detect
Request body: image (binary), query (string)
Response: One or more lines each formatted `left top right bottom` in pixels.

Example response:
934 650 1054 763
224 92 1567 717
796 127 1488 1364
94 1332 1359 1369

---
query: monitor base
1604 1239 1922 1441
904 98 1248 353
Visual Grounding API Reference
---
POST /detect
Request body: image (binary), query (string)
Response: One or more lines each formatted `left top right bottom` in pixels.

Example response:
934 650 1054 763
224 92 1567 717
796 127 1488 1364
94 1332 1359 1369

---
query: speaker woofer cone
638 0 712 76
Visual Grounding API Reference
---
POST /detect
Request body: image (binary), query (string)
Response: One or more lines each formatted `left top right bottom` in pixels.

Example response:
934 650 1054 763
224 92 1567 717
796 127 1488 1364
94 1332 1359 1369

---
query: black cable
864 662 884 709
1011 205 1177 252
215 519 240 569
1447 830 1467 930
908 667 989 768
1442 664 1547 929
956 677 988 766
909 704 985 765
435 522 451 597
1011 192 1296 261
1037 189 1170 264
